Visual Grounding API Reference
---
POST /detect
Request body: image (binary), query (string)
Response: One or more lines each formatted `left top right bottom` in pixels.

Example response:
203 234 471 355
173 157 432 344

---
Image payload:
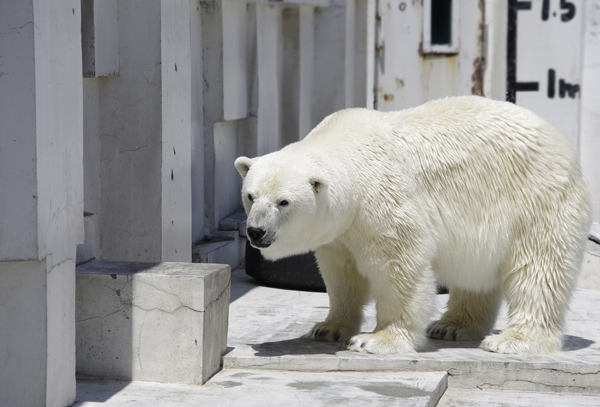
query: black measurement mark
547 68 555 97
507 0 533 103
515 82 539 92
507 0 579 103
547 69 580 98
542 0 576 22
542 0 550 20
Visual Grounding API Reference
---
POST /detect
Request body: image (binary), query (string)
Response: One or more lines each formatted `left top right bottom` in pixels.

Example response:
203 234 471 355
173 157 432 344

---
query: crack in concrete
476 379 599 393
204 277 231 311
136 313 146 373
45 255 75 274
77 309 123 324
449 366 600 377
120 141 162 154
0 21 33 36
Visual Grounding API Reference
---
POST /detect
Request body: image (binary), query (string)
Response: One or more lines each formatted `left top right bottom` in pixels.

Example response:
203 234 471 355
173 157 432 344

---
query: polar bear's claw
306 322 354 343
345 333 415 354
426 320 485 342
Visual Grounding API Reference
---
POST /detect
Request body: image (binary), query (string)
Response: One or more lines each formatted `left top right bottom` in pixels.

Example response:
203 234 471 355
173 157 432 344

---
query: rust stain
395 78 405 90
383 93 394 102
472 57 484 96
472 0 485 96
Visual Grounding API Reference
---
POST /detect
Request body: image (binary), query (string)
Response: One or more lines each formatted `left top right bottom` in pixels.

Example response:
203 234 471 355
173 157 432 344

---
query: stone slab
74 369 448 407
76 260 230 384
437 388 600 406
224 269 600 394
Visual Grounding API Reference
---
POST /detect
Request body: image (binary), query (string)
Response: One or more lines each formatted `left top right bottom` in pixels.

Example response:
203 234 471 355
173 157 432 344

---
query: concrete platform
74 370 448 407
225 269 600 394
75 267 600 406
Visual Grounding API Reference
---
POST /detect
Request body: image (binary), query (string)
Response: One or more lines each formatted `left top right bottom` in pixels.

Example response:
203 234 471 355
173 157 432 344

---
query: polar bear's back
299 96 590 291
303 96 576 180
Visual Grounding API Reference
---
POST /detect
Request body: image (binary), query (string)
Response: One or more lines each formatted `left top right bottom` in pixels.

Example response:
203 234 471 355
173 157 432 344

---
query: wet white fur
235 96 591 355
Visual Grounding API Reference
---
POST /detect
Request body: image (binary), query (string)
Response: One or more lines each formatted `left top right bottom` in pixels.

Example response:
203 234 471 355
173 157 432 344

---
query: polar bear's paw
345 333 415 354
480 330 561 354
305 322 355 343
426 320 485 342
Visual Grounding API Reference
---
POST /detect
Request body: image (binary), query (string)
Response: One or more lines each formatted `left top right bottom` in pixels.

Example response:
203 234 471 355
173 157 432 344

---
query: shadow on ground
251 337 344 356
73 380 131 405
249 334 594 357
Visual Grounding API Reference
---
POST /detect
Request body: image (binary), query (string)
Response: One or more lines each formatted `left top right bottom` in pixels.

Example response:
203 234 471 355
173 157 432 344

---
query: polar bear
235 96 591 355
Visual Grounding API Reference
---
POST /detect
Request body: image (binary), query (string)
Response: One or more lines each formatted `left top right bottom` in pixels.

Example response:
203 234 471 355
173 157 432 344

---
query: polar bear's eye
247 194 254 202
278 200 289 207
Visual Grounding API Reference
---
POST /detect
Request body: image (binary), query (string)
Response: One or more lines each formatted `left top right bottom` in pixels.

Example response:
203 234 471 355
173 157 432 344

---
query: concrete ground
75 267 600 406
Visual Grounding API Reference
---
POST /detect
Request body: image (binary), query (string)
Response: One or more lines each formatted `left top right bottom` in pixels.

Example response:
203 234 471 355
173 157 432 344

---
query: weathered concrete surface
225 269 600 394
437 388 600 407
74 370 448 407
76 260 230 384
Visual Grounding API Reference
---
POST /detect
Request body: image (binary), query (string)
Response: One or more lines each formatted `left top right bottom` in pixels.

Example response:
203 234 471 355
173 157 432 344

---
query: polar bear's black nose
247 227 266 241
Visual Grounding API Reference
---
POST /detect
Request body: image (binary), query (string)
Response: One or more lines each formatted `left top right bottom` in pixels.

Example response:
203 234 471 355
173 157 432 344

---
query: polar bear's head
234 152 329 261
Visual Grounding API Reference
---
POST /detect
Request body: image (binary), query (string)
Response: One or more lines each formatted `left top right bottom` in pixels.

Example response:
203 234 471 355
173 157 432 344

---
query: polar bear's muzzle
247 227 274 248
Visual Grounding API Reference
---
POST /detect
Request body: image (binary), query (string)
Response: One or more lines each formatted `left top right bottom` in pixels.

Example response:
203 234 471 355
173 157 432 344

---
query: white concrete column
345 0 356 108
0 0 84 405
95 0 191 262
191 0 206 243
161 0 193 261
299 6 315 138
201 0 226 235
223 0 249 121
580 0 600 223
312 4 347 126
257 4 282 155
281 6 301 145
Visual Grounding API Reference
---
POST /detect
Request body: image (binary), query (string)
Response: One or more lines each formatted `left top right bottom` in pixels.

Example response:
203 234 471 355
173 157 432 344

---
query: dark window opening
431 0 452 45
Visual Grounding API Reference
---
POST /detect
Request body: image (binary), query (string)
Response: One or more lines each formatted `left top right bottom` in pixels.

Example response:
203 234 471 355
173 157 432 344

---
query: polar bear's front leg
306 243 370 343
345 254 437 354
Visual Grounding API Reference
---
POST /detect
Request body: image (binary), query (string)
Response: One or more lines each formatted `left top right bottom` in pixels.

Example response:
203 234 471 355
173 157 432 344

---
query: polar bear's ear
310 177 327 194
234 156 256 179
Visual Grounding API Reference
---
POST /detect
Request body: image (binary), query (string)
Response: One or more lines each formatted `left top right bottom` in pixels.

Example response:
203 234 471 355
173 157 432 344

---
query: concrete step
437 388 600 406
225 269 600 395
192 210 247 269
74 369 448 407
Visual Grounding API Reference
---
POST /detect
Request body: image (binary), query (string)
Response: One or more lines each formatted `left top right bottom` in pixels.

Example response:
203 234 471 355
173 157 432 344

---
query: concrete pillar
200 0 255 235
93 0 192 262
299 6 315 138
0 0 84 405
257 4 283 155
312 4 347 127
190 0 206 243
200 0 226 235
581 0 600 224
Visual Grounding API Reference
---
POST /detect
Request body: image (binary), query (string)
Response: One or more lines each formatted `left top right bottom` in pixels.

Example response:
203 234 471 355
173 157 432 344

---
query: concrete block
76 260 230 384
